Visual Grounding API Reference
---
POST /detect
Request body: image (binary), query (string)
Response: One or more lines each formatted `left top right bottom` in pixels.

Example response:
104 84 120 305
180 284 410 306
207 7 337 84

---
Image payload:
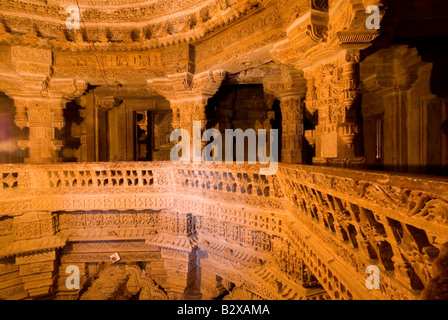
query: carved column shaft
279 95 304 164
263 66 307 164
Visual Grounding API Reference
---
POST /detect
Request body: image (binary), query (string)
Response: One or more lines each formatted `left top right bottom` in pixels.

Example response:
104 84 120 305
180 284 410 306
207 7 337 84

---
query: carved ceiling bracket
270 0 385 71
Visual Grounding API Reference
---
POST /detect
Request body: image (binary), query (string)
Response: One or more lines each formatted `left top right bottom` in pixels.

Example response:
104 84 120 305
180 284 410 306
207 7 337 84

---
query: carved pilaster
16 250 60 298
13 98 62 163
156 210 198 299
304 51 366 168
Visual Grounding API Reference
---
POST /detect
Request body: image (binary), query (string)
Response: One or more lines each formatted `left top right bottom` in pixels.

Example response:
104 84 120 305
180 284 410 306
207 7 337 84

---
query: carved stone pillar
263 67 307 164
13 98 65 163
4 45 87 163
156 210 198 299
148 70 226 161
9 81 87 164
170 97 209 161
161 248 197 300
90 96 123 161
106 100 132 161
304 51 366 168
13 94 87 164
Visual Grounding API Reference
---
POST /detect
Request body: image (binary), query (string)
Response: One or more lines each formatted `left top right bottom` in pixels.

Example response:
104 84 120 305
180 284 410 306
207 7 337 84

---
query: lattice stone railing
276 164 448 300
0 161 447 300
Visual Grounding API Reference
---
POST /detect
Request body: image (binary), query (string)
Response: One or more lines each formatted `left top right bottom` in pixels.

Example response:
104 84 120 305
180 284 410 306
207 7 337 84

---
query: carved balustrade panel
0 162 174 215
0 161 447 300
276 164 448 299
172 163 285 209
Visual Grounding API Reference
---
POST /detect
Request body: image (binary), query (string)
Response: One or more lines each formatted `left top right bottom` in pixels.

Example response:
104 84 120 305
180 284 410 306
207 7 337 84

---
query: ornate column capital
263 65 306 99
148 70 226 154
147 69 226 103
45 79 88 101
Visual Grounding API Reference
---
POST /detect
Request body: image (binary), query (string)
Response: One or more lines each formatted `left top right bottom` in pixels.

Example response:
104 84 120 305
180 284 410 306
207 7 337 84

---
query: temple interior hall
0 0 447 300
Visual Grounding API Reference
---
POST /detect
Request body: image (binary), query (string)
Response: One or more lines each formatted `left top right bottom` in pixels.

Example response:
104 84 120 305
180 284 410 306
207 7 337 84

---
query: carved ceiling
0 0 382 96
0 0 269 45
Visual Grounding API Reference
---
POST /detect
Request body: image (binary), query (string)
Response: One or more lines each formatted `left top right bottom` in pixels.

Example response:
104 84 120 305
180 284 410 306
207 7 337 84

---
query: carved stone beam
148 70 226 102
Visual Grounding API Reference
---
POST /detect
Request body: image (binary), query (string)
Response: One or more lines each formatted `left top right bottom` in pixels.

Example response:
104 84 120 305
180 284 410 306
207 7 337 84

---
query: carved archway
80 264 168 300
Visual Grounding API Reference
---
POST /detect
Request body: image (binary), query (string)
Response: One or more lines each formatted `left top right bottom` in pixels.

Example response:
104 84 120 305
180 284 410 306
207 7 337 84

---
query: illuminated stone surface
0 0 447 300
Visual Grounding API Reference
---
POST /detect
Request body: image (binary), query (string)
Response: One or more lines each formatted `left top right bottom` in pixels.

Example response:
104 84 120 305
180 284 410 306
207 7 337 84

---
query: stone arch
80 264 168 300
